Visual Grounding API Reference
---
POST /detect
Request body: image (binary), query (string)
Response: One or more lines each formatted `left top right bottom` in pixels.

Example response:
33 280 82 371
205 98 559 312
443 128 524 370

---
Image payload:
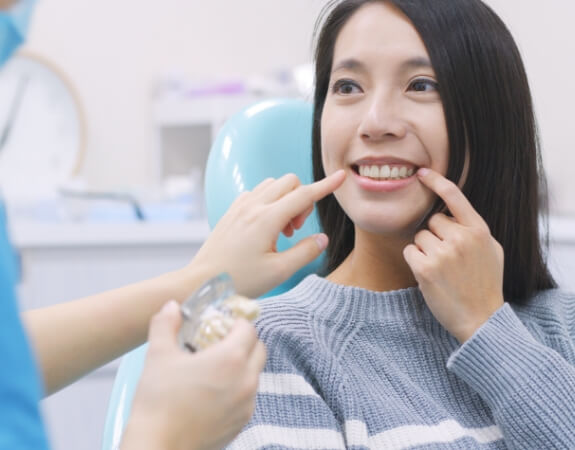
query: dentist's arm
22 170 346 395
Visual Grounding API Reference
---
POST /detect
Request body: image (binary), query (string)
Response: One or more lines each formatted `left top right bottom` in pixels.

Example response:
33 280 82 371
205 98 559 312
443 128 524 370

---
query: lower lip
352 170 417 192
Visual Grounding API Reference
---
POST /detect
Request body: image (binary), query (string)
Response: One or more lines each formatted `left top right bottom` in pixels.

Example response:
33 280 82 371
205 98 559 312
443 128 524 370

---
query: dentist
0 1 347 448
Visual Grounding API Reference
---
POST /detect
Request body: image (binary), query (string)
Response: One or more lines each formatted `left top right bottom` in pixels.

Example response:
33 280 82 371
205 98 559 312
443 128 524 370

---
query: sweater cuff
447 303 556 411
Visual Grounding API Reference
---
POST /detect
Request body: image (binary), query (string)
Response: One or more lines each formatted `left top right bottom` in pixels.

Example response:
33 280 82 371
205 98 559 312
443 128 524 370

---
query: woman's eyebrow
331 58 366 74
331 57 433 75
400 57 433 72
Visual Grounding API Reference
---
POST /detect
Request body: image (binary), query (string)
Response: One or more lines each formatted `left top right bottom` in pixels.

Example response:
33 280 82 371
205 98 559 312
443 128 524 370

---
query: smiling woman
226 1 575 449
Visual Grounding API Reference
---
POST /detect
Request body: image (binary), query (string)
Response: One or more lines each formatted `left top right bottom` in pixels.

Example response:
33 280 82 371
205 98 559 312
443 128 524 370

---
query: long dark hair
312 0 557 302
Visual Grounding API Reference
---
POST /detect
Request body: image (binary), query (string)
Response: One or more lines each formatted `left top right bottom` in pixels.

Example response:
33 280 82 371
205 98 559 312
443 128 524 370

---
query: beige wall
24 0 575 215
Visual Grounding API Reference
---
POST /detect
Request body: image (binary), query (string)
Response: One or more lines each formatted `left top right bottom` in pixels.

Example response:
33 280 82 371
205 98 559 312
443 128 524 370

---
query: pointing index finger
417 168 482 226
308 169 346 202
272 170 346 224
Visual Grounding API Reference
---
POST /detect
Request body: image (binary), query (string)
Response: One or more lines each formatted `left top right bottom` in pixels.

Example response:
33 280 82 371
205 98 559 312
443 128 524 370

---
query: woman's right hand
189 170 346 298
121 300 266 450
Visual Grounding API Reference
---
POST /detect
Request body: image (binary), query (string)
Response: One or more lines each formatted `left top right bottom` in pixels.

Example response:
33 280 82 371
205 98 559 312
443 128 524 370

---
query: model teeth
358 165 414 180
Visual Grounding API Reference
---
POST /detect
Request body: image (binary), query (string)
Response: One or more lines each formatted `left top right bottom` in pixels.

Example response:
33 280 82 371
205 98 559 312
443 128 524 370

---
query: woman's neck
327 231 417 292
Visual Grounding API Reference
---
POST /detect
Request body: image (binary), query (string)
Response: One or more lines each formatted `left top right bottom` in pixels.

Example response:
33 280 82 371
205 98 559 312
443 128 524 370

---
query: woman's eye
332 79 361 95
409 78 439 93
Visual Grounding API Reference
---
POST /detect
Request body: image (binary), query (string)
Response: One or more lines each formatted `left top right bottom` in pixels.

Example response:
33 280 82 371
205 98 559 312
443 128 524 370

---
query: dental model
189 295 260 351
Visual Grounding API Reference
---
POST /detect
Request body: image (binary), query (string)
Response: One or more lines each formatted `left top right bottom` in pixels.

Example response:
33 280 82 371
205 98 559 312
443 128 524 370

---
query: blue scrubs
0 203 50 449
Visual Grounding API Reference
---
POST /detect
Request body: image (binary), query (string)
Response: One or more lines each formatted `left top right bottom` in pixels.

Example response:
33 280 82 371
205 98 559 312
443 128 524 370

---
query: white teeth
358 164 415 180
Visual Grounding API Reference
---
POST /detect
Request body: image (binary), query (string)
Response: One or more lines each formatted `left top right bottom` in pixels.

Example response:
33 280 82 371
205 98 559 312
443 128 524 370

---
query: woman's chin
353 216 423 239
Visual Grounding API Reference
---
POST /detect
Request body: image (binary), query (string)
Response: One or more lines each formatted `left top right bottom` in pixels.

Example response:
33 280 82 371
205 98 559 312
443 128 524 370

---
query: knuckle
236 191 251 204
413 230 427 244
283 173 300 186
446 235 466 258
469 224 490 241
450 231 466 247
428 214 441 228
241 207 264 225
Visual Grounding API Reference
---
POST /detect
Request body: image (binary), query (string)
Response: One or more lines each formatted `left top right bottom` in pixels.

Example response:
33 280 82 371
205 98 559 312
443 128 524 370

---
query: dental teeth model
191 295 260 351
178 273 260 352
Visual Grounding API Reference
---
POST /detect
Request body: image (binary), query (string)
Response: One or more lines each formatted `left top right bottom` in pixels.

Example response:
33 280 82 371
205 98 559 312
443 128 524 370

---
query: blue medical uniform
0 203 50 449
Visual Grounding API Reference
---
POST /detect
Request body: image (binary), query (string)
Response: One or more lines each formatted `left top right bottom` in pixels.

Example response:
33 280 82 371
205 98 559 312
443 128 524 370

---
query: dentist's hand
403 168 504 343
122 300 266 450
190 170 346 298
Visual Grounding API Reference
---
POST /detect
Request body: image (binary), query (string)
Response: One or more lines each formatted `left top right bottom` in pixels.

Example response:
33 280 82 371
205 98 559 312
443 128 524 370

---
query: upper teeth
358 165 414 180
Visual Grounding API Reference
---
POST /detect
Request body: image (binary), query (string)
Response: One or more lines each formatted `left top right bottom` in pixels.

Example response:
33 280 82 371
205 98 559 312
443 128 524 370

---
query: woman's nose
358 95 407 141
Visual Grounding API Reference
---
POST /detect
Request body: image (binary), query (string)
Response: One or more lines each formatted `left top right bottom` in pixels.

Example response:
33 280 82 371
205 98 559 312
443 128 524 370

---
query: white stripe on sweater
228 424 346 449
234 373 505 449
345 419 503 448
259 372 321 397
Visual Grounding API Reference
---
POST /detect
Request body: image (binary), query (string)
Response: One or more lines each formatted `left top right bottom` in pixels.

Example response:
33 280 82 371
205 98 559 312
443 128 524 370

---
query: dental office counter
10 219 210 450
7 217 575 450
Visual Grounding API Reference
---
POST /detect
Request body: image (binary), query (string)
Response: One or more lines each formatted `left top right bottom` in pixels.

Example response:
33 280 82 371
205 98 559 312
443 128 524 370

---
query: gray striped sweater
228 275 575 449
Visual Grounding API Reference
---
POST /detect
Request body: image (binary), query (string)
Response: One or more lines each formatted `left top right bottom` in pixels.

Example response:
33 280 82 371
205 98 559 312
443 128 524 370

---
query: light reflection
222 135 232 160
244 100 278 119
232 164 245 192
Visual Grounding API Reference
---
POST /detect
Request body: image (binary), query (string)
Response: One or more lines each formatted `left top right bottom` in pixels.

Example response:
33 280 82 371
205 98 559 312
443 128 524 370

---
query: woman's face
321 2 449 236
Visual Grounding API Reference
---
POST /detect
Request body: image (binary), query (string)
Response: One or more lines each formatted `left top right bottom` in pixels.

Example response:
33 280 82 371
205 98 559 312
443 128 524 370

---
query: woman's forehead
332 2 430 67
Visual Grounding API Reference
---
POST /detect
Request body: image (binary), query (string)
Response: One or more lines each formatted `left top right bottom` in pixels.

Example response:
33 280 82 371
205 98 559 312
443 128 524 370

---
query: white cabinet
152 94 265 184
11 220 209 450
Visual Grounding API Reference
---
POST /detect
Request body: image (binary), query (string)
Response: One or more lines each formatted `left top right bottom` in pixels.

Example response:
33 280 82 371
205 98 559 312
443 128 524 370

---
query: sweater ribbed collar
278 274 437 324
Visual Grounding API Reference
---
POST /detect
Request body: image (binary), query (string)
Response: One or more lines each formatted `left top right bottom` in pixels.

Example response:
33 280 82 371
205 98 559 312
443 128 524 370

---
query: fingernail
161 300 179 313
418 168 430 177
315 233 328 250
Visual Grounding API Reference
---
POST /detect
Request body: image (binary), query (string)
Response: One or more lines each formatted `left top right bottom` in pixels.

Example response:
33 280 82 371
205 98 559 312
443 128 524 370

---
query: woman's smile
351 157 420 192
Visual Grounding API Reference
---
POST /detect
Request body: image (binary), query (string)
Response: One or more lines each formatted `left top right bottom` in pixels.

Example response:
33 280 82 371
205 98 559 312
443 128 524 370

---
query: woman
227 1 575 448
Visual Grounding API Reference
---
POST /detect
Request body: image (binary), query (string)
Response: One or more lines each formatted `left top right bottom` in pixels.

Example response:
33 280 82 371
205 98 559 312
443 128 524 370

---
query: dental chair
101 98 322 449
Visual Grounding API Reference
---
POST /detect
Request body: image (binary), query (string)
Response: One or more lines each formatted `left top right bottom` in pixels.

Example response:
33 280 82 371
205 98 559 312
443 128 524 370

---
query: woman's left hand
403 168 505 343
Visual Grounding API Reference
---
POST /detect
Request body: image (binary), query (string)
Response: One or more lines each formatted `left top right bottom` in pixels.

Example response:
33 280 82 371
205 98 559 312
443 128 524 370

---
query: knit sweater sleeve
446 293 575 449
227 302 347 450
